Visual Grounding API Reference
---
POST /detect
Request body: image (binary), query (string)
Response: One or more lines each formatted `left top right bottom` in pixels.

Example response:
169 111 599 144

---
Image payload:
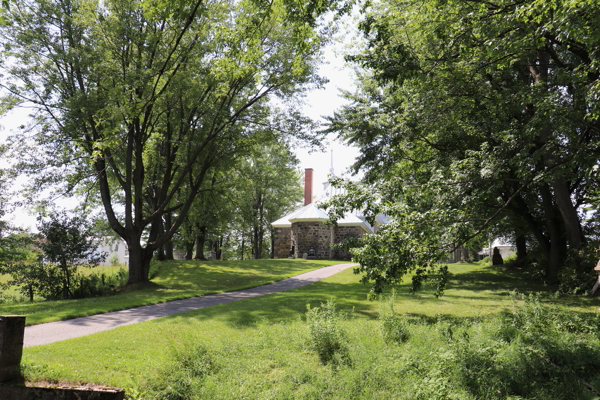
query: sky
0 42 360 231
294 46 361 200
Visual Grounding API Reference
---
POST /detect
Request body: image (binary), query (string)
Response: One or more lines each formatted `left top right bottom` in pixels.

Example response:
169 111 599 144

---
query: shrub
305 300 351 367
109 253 121 266
379 289 410 344
447 291 600 399
148 344 217 400
72 268 128 299
36 212 106 299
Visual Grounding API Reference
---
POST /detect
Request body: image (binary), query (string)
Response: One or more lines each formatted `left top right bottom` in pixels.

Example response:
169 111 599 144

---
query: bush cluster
411 292 600 400
13 265 129 301
71 268 129 299
305 300 352 367
146 344 218 400
379 290 410 344
122 290 600 400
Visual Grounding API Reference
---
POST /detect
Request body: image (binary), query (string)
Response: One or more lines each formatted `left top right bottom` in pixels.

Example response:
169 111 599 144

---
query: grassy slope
21 262 599 397
0 259 341 325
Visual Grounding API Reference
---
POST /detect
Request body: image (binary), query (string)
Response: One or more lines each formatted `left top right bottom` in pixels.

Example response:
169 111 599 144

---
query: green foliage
147 344 218 400
442 292 600 400
6 263 128 301
305 300 352 367
326 0 600 292
0 244 44 301
324 178 451 298
36 212 106 299
0 0 334 283
20 262 600 400
71 268 129 299
378 290 410 344
109 253 120 267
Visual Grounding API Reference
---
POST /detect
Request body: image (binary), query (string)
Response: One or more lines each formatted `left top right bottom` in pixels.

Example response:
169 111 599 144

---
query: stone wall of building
273 228 292 258
334 226 365 260
292 222 333 259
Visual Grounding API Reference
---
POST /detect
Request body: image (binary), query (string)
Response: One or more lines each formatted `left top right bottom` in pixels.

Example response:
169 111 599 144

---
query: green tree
37 212 105 299
235 140 303 259
325 0 600 295
175 137 303 261
0 0 339 283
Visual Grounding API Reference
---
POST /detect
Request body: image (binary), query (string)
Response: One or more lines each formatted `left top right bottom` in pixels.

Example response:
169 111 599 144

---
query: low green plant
0 292 27 304
147 344 218 400
443 291 600 399
109 253 121 267
379 289 410 344
72 268 129 299
305 300 351 367
19 263 600 399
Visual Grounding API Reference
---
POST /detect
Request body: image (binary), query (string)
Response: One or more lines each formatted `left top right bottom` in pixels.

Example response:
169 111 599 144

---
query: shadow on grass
154 259 335 290
447 264 599 309
163 279 377 329
446 265 548 292
168 263 600 330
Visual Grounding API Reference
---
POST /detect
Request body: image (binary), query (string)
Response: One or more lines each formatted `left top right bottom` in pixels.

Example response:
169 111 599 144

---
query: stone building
272 167 378 260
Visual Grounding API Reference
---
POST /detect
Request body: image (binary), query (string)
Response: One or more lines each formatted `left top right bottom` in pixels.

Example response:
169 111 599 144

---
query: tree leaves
325 0 600 294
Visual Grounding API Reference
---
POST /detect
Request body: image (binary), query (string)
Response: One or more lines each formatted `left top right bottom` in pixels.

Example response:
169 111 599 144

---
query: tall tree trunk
156 217 166 261
195 225 207 260
516 234 527 263
217 236 223 260
210 239 217 260
553 178 585 250
241 234 245 260
270 228 275 259
252 224 259 259
164 212 174 260
540 183 565 283
258 194 264 259
127 238 153 284
221 233 230 261
527 51 570 282
185 241 194 260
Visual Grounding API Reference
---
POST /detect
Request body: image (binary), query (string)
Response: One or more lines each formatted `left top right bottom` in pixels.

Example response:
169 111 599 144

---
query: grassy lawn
0 259 342 326
20 262 600 399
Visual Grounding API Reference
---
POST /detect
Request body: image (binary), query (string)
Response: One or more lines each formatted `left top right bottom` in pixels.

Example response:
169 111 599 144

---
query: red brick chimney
304 168 313 205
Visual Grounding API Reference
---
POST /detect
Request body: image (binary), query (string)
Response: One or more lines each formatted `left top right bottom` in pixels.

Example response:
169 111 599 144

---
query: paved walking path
24 262 357 348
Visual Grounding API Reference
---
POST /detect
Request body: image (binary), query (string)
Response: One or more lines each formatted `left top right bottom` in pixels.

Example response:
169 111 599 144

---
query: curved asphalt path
24 262 357 348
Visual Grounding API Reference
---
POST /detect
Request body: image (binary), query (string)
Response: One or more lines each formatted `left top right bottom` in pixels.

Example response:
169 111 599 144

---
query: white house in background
480 239 517 260
94 237 129 266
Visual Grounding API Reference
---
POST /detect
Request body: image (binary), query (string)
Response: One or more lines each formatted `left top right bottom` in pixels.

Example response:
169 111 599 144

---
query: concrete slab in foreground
24 263 357 348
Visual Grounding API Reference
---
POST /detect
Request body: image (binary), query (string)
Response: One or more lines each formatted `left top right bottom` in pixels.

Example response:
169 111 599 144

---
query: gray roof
272 202 374 233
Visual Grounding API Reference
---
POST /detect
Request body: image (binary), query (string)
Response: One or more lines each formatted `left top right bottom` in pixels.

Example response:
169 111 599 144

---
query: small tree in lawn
37 212 105 299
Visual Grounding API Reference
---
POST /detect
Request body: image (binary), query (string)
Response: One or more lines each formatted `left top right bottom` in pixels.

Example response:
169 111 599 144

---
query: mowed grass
21 262 600 399
0 259 342 325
